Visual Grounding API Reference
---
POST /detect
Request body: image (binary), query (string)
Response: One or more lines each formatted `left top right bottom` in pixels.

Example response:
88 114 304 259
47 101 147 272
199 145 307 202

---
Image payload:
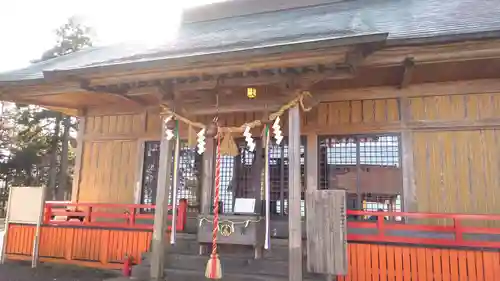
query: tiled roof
2 0 500 83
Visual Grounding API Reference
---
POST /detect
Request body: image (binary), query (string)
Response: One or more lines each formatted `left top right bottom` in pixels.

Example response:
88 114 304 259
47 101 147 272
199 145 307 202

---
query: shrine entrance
138 137 306 237
213 138 306 236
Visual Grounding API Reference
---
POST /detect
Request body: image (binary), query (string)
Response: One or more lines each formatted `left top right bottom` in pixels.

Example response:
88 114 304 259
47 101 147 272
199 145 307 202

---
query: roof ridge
182 0 349 24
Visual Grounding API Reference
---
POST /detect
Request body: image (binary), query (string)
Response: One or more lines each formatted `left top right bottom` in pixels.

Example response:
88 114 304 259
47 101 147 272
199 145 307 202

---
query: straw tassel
187 124 197 148
205 131 222 279
220 132 239 157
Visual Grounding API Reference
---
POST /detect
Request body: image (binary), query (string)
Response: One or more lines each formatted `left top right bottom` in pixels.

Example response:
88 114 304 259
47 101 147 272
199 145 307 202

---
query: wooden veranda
4 204 500 280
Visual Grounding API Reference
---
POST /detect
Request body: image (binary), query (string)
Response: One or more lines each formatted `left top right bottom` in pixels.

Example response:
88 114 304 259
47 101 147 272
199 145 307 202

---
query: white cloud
0 0 220 72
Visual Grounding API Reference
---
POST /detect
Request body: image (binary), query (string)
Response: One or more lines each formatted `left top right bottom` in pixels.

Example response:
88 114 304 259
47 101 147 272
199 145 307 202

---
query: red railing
43 199 188 231
347 210 500 249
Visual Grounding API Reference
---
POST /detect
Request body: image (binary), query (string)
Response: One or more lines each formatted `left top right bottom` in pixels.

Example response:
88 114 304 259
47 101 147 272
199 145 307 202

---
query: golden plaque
219 222 234 237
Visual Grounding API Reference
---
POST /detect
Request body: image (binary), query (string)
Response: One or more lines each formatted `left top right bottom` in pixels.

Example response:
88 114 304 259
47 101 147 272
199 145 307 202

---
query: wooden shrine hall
3 0 500 280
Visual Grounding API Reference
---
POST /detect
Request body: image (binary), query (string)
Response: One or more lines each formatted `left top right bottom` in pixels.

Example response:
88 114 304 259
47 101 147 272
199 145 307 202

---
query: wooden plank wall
77 91 500 219
78 112 147 203
410 94 500 220
338 243 500 281
77 99 399 204
79 141 138 202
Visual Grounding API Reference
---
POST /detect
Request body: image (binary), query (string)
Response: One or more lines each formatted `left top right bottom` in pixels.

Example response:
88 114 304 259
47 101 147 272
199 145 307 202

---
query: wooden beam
150 118 174 280
316 79 500 102
0 81 83 96
366 39 500 66
43 106 79 116
81 80 147 106
54 39 500 88
86 104 155 117
186 97 286 115
201 138 215 214
157 81 174 101
407 118 500 131
84 47 350 86
70 115 86 202
306 134 318 191
158 82 192 118
113 65 353 94
344 43 381 73
6 99 81 113
288 105 302 281
399 97 416 212
399 57 415 89
305 117 500 136
133 140 146 204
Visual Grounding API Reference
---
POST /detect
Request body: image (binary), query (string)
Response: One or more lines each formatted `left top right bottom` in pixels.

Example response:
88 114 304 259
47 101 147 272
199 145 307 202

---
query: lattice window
140 141 202 213
140 142 161 211
217 137 306 216
318 135 402 218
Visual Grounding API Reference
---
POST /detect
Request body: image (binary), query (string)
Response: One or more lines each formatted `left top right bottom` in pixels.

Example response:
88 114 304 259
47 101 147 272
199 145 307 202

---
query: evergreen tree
0 16 93 203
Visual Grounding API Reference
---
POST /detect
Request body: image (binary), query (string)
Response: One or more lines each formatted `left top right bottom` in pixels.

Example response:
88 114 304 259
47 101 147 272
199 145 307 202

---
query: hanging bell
165 116 176 131
206 120 219 138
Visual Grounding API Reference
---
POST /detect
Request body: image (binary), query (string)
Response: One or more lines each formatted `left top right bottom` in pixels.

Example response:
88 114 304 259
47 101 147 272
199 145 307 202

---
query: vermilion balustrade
43 199 188 231
346 210 500 249
42 202 500 248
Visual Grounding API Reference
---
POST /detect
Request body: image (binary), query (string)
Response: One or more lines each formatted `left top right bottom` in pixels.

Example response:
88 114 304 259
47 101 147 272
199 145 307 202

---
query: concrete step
165 253 290 277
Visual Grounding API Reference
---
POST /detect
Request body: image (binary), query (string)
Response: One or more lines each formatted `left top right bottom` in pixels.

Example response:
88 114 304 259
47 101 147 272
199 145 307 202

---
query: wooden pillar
201 138 215 214
71 114 86 202
306 134 318 191
134 140 146 204
400 97 417 212
150 118 174 280
288 105 303 281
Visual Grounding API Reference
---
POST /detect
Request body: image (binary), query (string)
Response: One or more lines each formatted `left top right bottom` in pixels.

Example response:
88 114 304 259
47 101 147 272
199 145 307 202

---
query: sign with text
7 186 44 224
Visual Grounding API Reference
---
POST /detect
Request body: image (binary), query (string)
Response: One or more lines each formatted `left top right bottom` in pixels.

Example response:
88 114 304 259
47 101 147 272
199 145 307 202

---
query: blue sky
0 0 219 73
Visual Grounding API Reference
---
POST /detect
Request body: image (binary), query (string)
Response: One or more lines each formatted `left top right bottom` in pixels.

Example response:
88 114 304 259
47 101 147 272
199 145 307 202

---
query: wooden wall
75 89 500 219
77 112 148 203
410 94 500 219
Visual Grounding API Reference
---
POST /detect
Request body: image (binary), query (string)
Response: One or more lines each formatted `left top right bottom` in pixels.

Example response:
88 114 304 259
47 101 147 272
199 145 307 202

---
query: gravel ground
0 261 119 281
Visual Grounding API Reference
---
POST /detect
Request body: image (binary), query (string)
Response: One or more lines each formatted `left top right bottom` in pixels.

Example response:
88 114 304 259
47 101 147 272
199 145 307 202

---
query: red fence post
177 199 188 231
129 207 136 227
43 203 52 224
85 206 93 224
377 212 385 239
454 218 463 243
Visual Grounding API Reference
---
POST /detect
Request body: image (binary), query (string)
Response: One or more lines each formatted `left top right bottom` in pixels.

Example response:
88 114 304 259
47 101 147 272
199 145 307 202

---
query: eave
3 34 500 116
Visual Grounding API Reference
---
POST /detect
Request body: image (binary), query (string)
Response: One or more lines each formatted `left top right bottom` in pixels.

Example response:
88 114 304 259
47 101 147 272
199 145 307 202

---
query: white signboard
1 186 46 267
7 187 44 224
234 198 256 214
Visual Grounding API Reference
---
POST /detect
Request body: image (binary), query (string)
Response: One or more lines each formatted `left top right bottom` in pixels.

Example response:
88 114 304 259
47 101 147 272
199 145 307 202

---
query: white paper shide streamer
264 125 271 250
170 123 180 245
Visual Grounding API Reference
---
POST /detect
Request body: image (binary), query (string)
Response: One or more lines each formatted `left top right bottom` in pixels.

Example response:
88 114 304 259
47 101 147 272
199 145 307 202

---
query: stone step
131 264 287 281
133 254 322 281
164 267 289 281
165 253 290 277
168 235 293 260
